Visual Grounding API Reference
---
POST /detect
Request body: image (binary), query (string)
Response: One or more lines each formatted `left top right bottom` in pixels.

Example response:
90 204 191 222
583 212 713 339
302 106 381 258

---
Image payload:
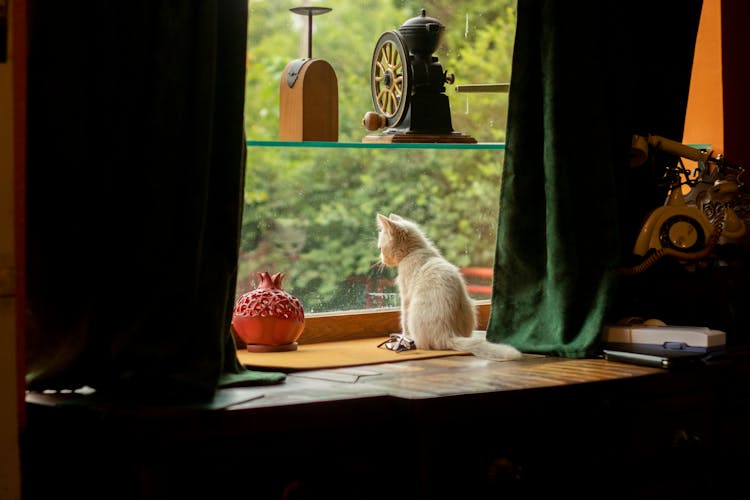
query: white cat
376 213 522 360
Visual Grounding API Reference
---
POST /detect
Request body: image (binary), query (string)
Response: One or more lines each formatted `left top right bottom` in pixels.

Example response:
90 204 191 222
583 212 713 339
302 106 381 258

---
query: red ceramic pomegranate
232 272 305 352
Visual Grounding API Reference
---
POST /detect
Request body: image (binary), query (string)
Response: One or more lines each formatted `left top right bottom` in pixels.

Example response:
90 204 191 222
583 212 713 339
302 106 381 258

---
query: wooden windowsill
26 350 672 414
227 353 670 411
27 342 746 419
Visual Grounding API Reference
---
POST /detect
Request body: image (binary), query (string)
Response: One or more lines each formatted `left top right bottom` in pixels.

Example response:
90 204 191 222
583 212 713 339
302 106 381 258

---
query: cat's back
404 253 477 341
406 253 471 304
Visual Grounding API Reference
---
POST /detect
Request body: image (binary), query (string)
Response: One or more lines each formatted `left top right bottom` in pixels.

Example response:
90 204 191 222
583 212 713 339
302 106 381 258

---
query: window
242 1 517 341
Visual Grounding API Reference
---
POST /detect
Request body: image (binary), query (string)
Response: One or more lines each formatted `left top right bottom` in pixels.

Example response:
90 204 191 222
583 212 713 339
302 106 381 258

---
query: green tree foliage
241 1 516 313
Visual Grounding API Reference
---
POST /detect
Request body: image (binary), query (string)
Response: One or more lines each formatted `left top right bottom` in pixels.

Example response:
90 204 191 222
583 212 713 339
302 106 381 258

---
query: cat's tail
448 331 523 361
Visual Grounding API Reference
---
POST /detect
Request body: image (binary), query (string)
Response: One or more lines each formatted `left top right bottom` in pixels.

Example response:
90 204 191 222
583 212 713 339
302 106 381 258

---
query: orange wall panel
683 0 723 154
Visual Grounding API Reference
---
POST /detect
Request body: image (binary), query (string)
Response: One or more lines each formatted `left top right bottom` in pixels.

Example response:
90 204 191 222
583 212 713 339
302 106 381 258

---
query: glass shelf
246 141 711 151
245 140 506 151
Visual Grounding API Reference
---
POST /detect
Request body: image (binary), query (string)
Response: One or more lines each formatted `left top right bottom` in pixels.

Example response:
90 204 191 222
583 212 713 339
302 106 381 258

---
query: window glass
242 1 517 316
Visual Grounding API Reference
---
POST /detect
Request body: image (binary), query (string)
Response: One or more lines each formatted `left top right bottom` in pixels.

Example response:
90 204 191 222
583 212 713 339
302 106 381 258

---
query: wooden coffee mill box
279 6 338 142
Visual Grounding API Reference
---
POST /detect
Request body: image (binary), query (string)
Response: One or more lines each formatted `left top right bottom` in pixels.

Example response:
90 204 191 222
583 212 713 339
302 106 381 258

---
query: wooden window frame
299 301 492 344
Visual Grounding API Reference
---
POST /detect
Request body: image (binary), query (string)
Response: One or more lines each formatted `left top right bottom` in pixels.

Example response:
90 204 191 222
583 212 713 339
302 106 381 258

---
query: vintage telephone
625 134 747 274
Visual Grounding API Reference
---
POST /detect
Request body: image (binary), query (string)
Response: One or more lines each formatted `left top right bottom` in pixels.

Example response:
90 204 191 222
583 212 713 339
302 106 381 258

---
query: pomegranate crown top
257 271 285 290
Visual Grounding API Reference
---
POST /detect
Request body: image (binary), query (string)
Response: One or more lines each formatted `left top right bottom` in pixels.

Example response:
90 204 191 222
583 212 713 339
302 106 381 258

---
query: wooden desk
23 352 750 500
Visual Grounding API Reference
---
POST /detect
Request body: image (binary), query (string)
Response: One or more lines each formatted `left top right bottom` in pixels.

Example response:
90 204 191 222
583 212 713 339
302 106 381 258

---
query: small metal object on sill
377 333 416 352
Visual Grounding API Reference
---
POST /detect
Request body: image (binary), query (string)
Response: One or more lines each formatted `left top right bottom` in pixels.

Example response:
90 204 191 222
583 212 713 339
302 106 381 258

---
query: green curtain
487 0 703 357
25 1 284 401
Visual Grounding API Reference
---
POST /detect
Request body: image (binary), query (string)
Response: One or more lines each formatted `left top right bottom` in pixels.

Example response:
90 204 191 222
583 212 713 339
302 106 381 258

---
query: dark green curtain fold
25 1 284 401
487 0 703 357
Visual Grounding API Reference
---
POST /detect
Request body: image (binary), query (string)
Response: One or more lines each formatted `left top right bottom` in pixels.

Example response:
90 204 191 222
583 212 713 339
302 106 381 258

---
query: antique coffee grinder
279 6 338 142
362 9 475 143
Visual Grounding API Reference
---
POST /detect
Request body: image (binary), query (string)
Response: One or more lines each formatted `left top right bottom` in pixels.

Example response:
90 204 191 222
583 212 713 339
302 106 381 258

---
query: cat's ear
376 213 391 230
388 213 403 221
